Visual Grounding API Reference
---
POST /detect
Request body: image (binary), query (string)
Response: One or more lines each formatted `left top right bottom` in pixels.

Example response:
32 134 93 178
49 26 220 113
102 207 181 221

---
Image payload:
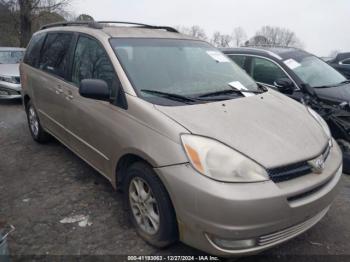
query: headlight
181 134 269 182
306 107 331 140
0 75 18 84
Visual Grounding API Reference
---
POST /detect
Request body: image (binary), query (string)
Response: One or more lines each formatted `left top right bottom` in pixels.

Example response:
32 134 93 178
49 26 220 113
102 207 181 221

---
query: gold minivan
20 21 343 256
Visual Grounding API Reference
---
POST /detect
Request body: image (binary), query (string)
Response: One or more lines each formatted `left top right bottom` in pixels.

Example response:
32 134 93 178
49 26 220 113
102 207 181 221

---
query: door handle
66 94 74 100
65 90 74 100
56 85 64 94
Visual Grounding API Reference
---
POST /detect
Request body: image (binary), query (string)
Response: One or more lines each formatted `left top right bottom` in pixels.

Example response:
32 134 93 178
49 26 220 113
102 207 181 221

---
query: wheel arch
115 153 180 243
115 152 157 190
23 94 31 110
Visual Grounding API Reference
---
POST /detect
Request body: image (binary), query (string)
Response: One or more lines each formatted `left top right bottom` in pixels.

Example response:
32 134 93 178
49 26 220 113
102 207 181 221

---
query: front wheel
124 162 178 248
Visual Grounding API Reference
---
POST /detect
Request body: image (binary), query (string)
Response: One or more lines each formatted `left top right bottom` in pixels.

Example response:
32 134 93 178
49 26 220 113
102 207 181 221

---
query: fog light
206 234 256 250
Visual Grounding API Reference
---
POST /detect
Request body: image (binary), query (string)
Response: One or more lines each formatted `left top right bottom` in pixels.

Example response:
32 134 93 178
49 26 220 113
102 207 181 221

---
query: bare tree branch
232 27 247 47
175 25 208 41
210 31 232 48
249 26 303 48
1 0 72 46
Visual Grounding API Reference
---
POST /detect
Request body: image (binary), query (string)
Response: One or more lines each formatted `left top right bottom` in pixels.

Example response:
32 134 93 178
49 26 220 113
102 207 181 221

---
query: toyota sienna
20 21 343 256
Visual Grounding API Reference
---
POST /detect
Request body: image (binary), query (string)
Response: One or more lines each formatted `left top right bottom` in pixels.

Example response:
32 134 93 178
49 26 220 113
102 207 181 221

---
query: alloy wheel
28 106 39 137
129 177 160 235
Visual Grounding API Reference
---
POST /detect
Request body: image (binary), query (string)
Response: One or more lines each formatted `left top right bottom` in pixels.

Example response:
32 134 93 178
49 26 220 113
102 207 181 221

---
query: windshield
289 55 346 88
110 38 259 104
0 51 25 64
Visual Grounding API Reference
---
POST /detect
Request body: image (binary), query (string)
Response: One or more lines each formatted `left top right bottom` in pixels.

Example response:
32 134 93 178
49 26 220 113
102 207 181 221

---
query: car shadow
0 98 22 106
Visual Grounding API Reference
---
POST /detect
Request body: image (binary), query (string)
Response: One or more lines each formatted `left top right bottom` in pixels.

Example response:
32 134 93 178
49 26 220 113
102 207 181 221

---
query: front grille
267 162 312 183
257 208 328 247
267 143 331 183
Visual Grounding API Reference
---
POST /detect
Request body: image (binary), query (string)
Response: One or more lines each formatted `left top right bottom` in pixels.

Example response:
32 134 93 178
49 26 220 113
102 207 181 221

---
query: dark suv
221 47 350 104
328 52 350 79
222 47 350 173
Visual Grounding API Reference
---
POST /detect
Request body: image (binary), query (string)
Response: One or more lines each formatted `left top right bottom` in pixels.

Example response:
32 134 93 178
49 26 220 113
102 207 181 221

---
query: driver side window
251 57 289 86
72 36 119 99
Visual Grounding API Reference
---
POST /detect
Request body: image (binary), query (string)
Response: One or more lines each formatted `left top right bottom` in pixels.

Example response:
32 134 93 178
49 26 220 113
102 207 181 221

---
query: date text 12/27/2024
127 256 220 261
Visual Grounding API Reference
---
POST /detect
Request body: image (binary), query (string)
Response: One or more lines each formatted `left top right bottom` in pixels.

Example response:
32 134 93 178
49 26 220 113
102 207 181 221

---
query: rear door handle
56 85 64 94
66 90 74 100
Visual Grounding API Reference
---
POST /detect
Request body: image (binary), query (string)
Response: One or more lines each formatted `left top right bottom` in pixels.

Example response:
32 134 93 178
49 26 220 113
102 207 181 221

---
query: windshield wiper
314 80 350 89
339 80 350 85
313 85 333 89
198 87 264 98
257 83 269 92
141 89 198 103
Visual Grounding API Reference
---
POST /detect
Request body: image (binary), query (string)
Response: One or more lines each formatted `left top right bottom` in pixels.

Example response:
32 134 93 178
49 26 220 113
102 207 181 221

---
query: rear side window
72 36 119 98
251 57 288 86
229 55 246 69
39 33 73 78
23 33 46 68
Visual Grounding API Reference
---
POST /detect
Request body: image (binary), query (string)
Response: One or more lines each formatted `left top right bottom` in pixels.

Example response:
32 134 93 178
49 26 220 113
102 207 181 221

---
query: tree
247 35 269 46
0 1 20 46
32 10 65 30
1 0 70 47
249 26 302 48
176 25 208 41
76 14 94 22
232 27 247 47
210 31 232 48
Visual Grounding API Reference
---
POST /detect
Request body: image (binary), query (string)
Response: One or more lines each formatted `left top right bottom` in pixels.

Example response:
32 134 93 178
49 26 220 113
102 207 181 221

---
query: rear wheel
26 101 51 143
124 162 178 248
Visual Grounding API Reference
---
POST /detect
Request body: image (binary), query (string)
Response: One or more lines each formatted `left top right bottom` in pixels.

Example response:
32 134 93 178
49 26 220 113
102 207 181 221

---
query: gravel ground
0 99 349 261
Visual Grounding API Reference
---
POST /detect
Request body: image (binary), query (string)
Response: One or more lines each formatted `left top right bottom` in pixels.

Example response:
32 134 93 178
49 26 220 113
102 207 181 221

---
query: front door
62 35 123 176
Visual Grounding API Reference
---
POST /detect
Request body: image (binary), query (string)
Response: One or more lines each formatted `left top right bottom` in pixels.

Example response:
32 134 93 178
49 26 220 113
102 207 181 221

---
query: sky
70 0 350 56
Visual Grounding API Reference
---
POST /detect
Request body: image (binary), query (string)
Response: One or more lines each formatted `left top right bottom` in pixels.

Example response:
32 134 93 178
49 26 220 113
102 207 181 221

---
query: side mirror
79 79 110 101
273 78 295 95
340 101 349 109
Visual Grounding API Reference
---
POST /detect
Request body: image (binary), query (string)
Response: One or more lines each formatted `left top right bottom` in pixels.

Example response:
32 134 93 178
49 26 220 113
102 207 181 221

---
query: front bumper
155 142 343 257
0 81 21 99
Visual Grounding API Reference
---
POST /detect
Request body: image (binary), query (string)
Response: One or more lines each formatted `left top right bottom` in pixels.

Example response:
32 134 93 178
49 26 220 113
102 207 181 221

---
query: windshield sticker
284 59 301 70
206 51 230 63
229 81 255 97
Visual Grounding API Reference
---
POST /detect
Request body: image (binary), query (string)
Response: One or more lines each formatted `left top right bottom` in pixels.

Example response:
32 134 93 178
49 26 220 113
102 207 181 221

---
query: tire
26 101 51 143
124 162 178 248
337 140 350 175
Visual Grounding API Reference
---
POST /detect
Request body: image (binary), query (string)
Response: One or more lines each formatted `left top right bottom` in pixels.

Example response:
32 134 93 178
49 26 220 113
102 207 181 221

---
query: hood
315 83 350 103
0 64 20 77
155 90 329 169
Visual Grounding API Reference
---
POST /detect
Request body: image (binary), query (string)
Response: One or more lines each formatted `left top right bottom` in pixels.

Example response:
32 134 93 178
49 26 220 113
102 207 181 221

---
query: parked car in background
222 47 350 173
21 22 342 257
0 47 25 99
328 52 350 79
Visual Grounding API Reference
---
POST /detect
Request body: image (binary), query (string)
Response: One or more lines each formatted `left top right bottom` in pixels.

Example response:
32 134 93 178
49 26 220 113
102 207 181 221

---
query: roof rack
40 21 179 33
243 44 297 49
40 21 103 30
98 21 179 33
